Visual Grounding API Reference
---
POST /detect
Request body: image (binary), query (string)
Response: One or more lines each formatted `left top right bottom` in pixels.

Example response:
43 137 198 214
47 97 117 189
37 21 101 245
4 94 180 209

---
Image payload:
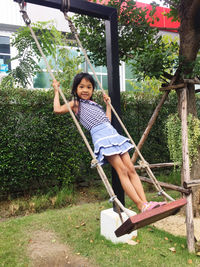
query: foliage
160 0 180 21
120 91 177 164
52 47 82 91
0 85 181 198
187 114 200 162
166 113 200 167
160 0 200 80
73 0 179 82
74 0 157 65
127 73 162 94
0 86 93 198
3 21 81 89
166 113 182 165
129 35 179 80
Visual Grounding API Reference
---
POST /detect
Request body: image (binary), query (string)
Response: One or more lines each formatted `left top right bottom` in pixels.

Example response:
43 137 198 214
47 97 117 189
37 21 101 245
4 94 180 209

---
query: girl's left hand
52 79 60 93
103 93 110 104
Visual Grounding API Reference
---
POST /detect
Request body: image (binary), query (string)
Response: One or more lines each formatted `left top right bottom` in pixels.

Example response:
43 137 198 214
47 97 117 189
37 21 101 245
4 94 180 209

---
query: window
33 54 54 88
33 47 80 89
33 45 109 90
86 64 108 91
0 36 11 73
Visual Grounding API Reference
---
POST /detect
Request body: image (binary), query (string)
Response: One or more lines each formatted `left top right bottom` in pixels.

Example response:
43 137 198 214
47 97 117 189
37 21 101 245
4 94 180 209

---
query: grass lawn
0 192 200 267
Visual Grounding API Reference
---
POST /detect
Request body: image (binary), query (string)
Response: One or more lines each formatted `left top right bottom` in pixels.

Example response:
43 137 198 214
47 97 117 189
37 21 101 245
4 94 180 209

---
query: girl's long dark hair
71 72 96 101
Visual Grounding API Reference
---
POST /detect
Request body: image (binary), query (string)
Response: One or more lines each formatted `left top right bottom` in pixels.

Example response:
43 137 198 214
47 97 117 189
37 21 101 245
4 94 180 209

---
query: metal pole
105 12 125 207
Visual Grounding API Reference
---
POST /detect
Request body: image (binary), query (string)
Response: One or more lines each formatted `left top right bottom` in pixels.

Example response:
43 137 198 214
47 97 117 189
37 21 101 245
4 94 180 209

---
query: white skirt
90 122 134 165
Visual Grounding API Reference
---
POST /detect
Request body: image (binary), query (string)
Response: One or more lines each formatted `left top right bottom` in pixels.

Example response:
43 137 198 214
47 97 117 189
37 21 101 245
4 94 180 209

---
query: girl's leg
106 154 146 210
120 152 147 203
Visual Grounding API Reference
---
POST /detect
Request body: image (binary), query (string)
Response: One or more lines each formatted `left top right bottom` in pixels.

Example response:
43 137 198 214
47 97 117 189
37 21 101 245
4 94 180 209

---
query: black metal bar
14 0 116 19
105 12 124 206
13 0 125 207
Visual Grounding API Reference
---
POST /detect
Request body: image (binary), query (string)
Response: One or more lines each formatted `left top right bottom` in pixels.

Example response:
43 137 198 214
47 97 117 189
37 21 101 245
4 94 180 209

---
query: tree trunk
176 0 200 217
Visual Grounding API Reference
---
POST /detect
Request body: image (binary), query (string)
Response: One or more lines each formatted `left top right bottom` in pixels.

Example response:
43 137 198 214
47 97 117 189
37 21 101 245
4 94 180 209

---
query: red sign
89 0 179 32
136 2 179 31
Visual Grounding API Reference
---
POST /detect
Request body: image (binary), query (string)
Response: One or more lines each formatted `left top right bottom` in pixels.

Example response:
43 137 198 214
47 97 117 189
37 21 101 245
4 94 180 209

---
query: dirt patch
27 230 96 267
153 214 200 240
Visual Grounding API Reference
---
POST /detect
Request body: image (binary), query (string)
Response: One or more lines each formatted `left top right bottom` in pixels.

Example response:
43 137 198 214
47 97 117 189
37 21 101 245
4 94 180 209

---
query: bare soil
153 214 200 240
27 230 96 267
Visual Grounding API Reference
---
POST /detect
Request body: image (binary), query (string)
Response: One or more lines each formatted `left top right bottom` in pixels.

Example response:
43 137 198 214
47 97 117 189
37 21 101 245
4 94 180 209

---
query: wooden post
180 87 195 252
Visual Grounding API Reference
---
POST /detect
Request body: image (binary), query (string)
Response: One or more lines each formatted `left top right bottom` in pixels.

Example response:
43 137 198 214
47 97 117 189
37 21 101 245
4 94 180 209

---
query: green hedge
120 91 179 163
0 86 199 198
0 88 94 197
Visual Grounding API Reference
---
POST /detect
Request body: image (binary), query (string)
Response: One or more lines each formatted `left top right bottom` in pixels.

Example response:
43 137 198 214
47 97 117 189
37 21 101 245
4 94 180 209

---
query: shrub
2 86 198 198
0 86 93 197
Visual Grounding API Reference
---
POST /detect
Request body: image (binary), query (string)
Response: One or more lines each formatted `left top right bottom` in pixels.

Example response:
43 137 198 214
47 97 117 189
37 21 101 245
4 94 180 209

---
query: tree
161 0 200 217
73 0 200 216
73 0 179 82
2 21 81 90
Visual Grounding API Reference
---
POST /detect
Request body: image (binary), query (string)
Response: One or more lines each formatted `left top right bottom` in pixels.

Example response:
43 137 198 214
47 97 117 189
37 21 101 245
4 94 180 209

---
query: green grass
157 170 181 186
0 192 200 267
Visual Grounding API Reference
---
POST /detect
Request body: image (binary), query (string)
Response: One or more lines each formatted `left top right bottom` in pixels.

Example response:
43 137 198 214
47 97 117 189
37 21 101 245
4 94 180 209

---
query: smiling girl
53 72 165 212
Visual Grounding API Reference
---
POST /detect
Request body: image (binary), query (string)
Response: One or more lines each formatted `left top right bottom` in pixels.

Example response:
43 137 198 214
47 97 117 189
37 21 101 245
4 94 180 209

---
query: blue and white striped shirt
77 99 110 131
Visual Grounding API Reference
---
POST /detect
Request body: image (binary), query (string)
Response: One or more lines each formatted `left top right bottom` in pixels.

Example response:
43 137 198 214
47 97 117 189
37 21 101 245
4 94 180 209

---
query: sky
137 0 166 6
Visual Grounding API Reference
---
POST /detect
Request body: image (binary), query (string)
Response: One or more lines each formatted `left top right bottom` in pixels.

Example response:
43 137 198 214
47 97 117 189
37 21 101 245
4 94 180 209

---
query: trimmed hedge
120 91 179 164
1 86 198 198
0 88 94 197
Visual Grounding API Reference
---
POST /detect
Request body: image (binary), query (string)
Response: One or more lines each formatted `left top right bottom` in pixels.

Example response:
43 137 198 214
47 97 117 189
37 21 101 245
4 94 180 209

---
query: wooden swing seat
115 198 187 237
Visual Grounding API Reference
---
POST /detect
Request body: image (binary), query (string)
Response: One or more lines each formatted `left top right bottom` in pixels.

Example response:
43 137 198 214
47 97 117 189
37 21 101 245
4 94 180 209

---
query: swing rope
18 1 130 219
18 0 174 208
61 4 174 201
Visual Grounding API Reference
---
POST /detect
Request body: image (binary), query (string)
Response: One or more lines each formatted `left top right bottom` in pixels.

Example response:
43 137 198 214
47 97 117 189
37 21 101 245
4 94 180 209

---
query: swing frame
14 0 195 251
14 0 125 205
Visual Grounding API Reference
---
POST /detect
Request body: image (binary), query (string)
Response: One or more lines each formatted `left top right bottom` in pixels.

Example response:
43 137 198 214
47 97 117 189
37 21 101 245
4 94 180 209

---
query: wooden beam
183 78 200 84
183 179 200 188
139 176 190 194
135 162 179 170
159 83 185 91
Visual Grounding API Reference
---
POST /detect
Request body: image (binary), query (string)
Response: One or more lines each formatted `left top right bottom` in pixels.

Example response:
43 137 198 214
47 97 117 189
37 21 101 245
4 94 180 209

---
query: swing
115 198 187 237
17 0 186 237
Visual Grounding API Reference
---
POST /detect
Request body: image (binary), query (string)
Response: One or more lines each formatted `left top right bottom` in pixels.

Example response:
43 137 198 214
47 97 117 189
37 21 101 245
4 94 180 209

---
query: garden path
28 230 96 267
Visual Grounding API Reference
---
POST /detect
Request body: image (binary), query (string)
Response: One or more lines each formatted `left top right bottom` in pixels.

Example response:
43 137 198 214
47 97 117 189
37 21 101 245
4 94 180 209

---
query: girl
53 72 165 212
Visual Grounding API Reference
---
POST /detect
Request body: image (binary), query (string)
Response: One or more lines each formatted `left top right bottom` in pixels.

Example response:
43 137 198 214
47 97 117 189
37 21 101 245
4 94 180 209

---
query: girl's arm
103 93 111 121
53 80 74 114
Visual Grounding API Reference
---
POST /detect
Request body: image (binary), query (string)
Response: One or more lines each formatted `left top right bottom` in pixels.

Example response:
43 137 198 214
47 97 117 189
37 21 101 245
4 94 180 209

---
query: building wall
0 0 24 27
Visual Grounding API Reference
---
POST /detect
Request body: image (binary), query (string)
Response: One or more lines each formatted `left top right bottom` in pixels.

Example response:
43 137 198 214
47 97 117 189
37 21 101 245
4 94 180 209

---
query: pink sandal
150 201 167 207
141 201 167 213
141 201 160 213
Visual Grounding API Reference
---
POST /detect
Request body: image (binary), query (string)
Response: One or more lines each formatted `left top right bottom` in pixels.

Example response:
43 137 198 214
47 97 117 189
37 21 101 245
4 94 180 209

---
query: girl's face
76 78 94 100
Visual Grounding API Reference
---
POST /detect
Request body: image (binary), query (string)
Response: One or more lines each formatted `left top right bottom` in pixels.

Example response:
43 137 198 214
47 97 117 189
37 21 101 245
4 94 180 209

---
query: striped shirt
77 99 110 131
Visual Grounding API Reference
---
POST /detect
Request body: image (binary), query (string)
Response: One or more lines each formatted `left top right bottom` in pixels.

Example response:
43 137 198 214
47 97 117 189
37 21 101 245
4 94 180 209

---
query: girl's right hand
103 93 111 104
52 79 60 93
